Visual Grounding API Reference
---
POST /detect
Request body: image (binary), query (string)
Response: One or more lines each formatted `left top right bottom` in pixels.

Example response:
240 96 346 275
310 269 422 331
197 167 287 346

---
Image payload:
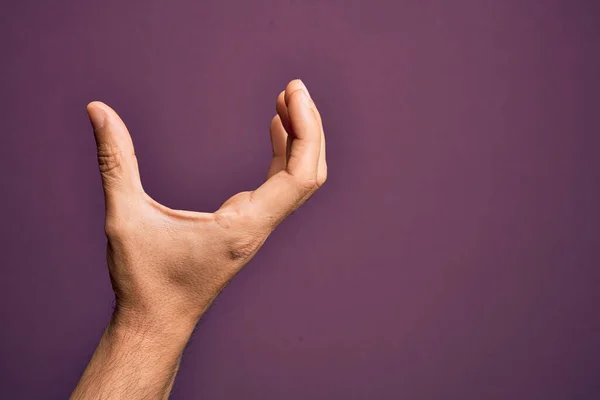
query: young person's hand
71 79 326 399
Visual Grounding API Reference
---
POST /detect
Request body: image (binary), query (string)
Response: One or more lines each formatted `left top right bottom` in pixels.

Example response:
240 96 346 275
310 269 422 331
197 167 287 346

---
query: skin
71 79 327 400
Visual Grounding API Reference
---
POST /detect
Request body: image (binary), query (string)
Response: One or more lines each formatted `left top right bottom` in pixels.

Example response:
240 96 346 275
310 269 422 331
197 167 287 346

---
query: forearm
71 312 196 400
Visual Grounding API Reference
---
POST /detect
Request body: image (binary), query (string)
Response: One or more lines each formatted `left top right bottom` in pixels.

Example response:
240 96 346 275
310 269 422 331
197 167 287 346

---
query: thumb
87 101 142 215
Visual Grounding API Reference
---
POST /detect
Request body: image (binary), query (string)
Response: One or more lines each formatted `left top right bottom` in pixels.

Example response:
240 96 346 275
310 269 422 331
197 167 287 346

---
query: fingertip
86 101 131 137
86 102 106 131
276 90 287 113
286 79 312 100
287 78 303 88
87 101 109 113
270 113 282 127
285 79 310 105
287 79 306 93
297 79 311 99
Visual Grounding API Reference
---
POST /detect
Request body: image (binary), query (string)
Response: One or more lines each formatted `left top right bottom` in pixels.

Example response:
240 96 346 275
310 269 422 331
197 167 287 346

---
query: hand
88 79 326 334
71 79 326 399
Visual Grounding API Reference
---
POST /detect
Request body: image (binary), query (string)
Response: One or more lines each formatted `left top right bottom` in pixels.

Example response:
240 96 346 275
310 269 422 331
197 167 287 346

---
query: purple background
1 0 599 399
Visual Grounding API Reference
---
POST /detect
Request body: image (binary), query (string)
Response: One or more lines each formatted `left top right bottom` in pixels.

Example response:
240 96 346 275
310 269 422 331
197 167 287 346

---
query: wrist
71 306 194 399
108 307 197 349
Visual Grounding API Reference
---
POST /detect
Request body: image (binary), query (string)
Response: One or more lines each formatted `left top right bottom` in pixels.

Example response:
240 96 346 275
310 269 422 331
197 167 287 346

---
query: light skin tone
71 79 327 400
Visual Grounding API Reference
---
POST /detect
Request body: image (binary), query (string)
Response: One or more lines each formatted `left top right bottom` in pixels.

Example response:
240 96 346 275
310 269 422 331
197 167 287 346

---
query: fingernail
299 90 311 108
87 104 105 131
298 80 311 99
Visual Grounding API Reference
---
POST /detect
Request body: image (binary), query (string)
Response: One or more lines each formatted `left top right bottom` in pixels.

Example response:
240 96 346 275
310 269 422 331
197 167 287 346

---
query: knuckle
104 217 134 240
97 143 124 174
213 209 242 230
296 175 319 192
104 221 121 239
227 235 262 261
213 208 265 262
226 221 269 262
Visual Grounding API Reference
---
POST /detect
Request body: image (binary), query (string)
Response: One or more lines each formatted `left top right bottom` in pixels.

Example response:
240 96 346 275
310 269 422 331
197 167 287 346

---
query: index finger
251 80 324 227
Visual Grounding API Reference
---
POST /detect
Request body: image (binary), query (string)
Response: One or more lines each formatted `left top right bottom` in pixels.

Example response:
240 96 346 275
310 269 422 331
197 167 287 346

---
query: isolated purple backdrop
1 0 599 399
